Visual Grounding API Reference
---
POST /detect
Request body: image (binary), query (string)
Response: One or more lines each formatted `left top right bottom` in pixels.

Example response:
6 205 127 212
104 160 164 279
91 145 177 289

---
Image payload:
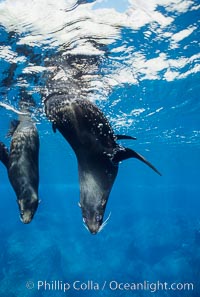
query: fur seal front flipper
45 95 161 234
0 142 9 168
7 119 20 137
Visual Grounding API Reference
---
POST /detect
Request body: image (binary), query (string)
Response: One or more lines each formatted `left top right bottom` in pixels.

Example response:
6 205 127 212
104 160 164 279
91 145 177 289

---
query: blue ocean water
0 0 199 296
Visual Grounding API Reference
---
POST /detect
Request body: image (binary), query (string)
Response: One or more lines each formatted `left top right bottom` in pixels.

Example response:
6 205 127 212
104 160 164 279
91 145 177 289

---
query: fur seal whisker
98 212 111 233
83 223 90 233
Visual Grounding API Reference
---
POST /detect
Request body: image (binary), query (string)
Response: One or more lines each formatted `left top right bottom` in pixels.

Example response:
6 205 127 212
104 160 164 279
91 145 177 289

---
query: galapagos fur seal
0 109 40 224
45 94 161 234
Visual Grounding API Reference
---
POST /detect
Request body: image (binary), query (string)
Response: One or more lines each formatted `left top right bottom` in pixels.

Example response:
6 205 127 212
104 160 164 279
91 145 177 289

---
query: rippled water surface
0 0 200 296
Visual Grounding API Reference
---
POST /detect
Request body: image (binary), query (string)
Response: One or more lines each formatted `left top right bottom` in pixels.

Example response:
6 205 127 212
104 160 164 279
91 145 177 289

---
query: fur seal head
78 170 112 234
17 192 39 224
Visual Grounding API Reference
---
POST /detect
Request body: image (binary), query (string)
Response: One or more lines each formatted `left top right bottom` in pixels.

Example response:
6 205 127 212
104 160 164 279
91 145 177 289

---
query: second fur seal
45 94 161 234
0 104 39 223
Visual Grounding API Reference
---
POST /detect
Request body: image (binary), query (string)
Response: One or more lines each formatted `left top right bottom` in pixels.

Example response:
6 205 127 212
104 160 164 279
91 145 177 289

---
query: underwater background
0 0 199 296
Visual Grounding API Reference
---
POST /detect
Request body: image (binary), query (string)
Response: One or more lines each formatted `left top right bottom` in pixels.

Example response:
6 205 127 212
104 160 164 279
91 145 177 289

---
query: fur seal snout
17 193 38 224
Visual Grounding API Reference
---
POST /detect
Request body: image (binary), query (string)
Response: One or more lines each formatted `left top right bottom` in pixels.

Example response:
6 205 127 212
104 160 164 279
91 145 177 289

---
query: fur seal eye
20 211 24 216
96 215 102 222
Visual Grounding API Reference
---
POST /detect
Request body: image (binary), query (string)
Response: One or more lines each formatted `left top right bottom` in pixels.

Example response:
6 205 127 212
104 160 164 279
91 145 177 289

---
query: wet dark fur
0 114 39 223
45 94 161 234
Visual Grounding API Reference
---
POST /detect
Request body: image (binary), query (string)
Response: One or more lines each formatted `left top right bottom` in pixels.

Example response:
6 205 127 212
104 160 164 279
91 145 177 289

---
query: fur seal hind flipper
0 142 9 168
115 135 137 140
113 147 161 176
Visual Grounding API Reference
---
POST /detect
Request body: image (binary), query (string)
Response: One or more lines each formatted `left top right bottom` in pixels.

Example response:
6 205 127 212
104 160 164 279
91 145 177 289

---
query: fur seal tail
113 147 161 176
0 142 9 168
